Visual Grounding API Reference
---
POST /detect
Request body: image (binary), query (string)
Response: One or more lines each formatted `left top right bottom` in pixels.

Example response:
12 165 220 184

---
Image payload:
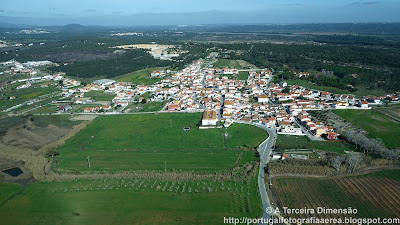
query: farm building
57 105 72 112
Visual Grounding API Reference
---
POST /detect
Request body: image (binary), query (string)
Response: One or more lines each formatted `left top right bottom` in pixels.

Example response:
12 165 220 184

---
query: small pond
2 167 23 177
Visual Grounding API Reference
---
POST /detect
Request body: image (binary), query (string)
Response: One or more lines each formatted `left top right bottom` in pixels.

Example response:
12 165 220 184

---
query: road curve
254 125 277 225
234 121 276 224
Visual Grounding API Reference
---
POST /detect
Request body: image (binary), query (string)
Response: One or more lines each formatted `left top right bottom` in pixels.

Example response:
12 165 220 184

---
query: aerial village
2 57 400 141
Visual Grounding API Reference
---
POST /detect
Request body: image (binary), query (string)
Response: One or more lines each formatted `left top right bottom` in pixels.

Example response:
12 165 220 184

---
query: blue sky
1 0 400 26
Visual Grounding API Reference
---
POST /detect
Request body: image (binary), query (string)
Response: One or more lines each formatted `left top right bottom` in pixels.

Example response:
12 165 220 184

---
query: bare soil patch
0 119 69 150
70 115 98 121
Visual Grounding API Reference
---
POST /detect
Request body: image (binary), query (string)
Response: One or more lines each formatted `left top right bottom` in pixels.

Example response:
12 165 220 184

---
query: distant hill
60 24 86 31
0 21 32 28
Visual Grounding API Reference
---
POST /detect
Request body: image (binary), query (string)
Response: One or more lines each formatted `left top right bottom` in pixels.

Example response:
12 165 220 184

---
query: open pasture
0 178 261 225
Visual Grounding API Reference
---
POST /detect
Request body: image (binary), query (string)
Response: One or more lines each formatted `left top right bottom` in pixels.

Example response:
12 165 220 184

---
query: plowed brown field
272 170 400 224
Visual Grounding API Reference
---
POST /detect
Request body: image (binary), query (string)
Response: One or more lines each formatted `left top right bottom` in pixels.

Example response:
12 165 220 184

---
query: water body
2 167 23 177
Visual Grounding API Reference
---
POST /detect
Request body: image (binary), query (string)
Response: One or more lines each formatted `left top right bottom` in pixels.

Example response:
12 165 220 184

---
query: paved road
293 119 324 141
254 125 277 225
235 121 276 224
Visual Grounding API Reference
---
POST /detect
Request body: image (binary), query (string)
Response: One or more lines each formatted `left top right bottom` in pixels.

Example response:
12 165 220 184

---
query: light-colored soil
70 115 98 121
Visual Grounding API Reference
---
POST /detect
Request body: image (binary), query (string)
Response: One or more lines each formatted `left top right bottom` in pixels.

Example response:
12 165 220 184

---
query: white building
202 110 218 126
93 79 115 86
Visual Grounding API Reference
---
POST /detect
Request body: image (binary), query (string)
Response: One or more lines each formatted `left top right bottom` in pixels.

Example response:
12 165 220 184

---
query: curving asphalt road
254 124 277 225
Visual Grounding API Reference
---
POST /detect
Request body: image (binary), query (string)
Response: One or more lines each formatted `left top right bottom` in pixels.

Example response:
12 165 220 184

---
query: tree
44 147 58 157
347 153 363 173
331 155 345 174
141 99 147 104
283 87 290 94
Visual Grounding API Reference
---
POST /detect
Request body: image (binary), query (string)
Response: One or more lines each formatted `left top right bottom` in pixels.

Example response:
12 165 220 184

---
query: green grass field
60 113 267 151
58 149 257 172
28 104 57 114
84 91 116 102
286 79 387 97
0 85 59 111
275 134 357 153
286 79 349 94
0 178 261 225
124 101 165 112
238 71 249 80
333 110 400 149
0 182 22 205
115 68 163 85
57 113 267 172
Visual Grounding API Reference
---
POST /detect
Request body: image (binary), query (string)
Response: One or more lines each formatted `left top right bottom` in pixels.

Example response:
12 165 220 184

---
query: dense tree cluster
48 49 171 78
217 42 400 92
337 127 400 160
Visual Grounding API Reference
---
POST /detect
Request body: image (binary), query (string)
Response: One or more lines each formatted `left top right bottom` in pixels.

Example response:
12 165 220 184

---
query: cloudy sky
1 0 399 26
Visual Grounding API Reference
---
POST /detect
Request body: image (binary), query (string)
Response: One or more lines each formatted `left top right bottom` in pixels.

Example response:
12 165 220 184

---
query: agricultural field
275 135 357 154
0 178 261 225
333 109 400 149
10 96 62 114
213 59 241 68
59 113 268 151
0 85 59 111
84 91 116 102
286 79 387 97
213 59 252 69
271 170 400 221
124 101 165 113
57 113 267 172
58 149 257 172
373 104 400 122
115 67 164 85
286 79 350 95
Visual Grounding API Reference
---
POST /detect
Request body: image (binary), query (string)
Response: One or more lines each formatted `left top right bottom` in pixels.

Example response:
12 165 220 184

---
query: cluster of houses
83 105 111 113
1 60 57 76
295 71 310 78
6 57 398 139
155 60 399 140
133 60 339 139
296 111 337 140
0 40 8 48
150 70 171 78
